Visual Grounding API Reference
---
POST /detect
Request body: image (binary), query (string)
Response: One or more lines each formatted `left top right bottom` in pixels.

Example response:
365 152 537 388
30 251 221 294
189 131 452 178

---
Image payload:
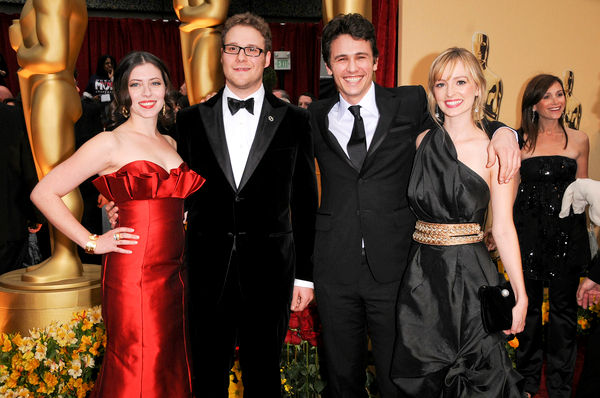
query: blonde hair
427 47 486 127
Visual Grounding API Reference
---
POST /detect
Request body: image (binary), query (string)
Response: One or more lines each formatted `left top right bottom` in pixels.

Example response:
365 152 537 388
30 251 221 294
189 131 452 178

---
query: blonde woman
391 48 527 396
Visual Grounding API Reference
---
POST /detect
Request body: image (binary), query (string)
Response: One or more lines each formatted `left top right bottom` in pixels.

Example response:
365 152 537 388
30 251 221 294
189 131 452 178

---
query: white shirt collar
334 82 378 120
223 84 265 106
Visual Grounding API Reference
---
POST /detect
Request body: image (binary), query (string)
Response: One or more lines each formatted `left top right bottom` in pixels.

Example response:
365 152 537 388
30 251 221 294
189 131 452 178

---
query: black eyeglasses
223 44 265 57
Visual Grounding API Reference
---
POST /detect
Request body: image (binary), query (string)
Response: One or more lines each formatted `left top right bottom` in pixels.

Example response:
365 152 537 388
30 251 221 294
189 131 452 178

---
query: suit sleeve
415 85 436 132
291 110 318 282
588 254 600 283
482 119 524 149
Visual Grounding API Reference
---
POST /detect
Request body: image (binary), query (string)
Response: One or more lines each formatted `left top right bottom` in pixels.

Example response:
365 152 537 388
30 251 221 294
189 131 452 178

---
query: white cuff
294 279 314 289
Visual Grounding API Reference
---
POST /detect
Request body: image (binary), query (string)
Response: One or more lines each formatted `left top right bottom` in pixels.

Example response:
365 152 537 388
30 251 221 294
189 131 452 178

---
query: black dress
391 127 522 397
513 156 590 397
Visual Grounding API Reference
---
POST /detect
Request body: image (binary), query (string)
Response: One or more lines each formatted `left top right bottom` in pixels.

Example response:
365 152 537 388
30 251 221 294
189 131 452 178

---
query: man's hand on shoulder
487 127 520 184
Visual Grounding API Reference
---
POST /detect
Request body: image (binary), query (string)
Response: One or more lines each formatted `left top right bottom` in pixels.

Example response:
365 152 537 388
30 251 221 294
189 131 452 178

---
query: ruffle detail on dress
93 160 205 202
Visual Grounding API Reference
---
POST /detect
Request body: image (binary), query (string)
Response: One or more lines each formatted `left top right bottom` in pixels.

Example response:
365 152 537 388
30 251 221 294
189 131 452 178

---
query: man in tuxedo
308 13 520 397
175 13 317 397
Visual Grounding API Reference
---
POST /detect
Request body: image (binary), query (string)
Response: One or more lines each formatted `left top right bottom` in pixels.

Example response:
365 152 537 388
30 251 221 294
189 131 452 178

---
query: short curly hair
321 13 378 68
221 12 272 53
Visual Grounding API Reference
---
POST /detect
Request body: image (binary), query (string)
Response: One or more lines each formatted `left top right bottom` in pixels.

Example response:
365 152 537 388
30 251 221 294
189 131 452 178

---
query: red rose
288 313 300 329
300 314 314 331
288 331 302 345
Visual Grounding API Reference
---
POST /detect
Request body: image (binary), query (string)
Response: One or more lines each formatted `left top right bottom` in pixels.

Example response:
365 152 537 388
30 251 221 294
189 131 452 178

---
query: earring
162 104 166 117
435 105 441 120
531 110 536 123
474 105 479 114
121 106 129 118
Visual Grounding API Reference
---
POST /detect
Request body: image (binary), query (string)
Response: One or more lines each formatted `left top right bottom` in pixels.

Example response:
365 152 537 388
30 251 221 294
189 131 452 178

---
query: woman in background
391 47 527 397
83 54 117 103
31 51 204 397
514 74 590 398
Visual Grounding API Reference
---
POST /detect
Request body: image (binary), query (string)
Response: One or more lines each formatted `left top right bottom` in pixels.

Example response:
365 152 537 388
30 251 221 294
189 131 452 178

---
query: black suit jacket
0 102 39 245
310 84 432 284
310 84 506 285
176 90 317 307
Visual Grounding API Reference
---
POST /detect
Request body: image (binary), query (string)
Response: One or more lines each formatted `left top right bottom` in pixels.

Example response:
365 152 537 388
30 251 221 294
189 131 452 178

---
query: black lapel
315 97 356 170
198 90 237 191
367 84 402 159
237 93 286 191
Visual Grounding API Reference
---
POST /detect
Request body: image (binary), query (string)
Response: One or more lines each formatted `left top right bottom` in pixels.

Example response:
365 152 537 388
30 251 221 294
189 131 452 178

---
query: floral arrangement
0 306 105 398
281 304 325 397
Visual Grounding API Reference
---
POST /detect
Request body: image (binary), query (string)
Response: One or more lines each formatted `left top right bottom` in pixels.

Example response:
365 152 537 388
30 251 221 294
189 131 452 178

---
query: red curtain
1 6 395 100
269 22 322 103
0 14 20 96
79 18 185 92
372 0 398 87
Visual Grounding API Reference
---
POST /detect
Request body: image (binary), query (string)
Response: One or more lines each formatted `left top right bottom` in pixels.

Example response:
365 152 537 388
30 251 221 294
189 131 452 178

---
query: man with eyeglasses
175 12 318 397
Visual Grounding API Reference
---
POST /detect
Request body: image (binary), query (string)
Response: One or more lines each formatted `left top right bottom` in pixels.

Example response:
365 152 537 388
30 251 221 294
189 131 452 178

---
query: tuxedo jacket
309 84 505 285
176 90 317 307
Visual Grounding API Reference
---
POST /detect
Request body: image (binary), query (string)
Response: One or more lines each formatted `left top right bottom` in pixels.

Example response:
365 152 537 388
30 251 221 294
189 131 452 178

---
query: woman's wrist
84 234 99 254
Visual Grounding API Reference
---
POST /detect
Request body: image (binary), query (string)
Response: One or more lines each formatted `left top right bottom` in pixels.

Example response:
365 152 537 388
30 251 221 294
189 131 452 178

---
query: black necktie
227 97 254 115
347 105 367 169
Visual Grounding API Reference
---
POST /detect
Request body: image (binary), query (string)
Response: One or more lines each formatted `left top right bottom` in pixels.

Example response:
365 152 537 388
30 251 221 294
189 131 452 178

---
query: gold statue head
472 32 489 69
563 70 575 95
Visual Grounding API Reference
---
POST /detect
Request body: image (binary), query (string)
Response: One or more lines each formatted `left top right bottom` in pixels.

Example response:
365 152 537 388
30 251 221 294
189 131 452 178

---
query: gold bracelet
85 234 99 254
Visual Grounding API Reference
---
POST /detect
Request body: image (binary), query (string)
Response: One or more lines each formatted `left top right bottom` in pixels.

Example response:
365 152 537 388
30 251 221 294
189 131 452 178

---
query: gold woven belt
412 220 484 246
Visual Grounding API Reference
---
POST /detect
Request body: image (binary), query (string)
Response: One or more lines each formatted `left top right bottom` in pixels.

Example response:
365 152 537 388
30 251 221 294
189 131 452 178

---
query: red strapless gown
91 160 204 398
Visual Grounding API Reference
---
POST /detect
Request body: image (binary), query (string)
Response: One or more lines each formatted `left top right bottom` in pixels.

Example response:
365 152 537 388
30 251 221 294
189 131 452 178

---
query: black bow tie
227 97 254 115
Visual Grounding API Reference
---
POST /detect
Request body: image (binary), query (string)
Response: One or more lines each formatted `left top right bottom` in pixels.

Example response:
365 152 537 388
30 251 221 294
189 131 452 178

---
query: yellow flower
284 384 292 392
508 337 519 348
1 333 13 352
23 358 40 372
578 318 589 330
27 372 39 385
89 341 101 356
43 371 59 388
542 300 550 325
82 318 93 331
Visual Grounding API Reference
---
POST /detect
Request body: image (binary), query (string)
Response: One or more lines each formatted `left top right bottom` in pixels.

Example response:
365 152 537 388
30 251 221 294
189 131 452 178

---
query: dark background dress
91 160 204 397
391 127 522 397
513 155 590 397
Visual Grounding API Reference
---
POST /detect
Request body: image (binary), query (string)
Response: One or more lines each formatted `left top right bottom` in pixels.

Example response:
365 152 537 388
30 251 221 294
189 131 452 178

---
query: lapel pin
268 115 274 122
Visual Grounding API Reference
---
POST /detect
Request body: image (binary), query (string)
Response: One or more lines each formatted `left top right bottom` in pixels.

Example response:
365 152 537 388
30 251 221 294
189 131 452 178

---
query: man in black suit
175 13 317 397
0 102 39 272
309 14 520 397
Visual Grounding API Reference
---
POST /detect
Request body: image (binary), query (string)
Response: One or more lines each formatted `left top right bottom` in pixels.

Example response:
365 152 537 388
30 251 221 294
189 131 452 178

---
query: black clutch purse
478 282 515 333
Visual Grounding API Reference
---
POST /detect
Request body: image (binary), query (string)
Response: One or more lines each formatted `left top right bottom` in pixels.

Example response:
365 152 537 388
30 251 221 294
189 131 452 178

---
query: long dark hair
109 51 176 128
95 54 116 78
520 74 568 153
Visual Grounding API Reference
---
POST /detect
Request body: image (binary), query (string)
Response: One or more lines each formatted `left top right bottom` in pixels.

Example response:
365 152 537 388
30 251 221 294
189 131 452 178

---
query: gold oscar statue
563 70 582 130
323 0 372 23
472 32 503 122
0 0 100 334
173 0 229 105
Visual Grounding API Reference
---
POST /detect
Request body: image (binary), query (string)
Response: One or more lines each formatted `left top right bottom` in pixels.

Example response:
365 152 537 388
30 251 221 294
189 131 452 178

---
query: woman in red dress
31 51 204 397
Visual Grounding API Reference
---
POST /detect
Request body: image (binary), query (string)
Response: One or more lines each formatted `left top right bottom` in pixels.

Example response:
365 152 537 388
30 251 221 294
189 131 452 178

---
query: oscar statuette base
0 264 101 334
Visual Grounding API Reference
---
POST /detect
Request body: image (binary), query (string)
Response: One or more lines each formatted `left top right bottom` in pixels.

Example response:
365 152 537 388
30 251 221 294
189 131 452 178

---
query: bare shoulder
416 129 430 148
567 127 589 145
162 134 177 150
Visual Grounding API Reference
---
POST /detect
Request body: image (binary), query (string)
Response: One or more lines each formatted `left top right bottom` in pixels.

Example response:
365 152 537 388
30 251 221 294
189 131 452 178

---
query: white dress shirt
327 83 380 154
222 85 265 188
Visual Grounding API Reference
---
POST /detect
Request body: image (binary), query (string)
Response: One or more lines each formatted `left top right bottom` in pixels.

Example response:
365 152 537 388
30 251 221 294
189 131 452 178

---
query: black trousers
516 275 579 397
575 320 600 397
315 253 401 398
189 251 290 398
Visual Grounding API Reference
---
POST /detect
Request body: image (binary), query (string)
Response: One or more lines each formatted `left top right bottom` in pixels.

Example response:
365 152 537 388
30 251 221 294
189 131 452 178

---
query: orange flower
508 337 519 348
